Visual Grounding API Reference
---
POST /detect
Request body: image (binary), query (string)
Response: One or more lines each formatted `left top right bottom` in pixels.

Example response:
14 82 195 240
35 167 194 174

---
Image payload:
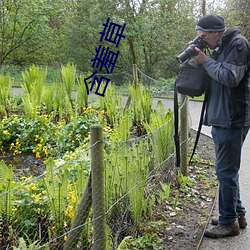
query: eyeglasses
199 32 214 40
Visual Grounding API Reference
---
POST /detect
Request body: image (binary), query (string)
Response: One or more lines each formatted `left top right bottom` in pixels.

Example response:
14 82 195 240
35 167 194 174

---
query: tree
220 0 250 39
0 0 229 81
0 0 51 65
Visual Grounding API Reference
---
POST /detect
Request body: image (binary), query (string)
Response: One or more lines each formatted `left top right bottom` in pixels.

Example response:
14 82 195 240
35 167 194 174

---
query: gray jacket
203 26 250 128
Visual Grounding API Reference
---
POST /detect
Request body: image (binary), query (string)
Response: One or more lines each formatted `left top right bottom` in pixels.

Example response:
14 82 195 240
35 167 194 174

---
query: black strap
174 80 180 168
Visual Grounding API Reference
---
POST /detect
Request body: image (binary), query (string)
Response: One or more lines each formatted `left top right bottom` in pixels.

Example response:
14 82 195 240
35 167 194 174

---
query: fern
129 83 153 125
43 85 56 113
145 100 174 163
0 160 14 221
76 75 89 113
43 159 68 228
21 65 47 118
60 63 76 101
99 83 122 128
0 73 12 116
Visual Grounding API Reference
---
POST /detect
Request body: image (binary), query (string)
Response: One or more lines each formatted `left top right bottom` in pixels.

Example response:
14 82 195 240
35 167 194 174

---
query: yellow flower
71 195 76 204
100 110 106 115
26 183 37 191
43 147 49 157
12 207 17 212
65 205 74 218
36 152 41 159
32 193 42 201
3 130 9 135
14 149 22 155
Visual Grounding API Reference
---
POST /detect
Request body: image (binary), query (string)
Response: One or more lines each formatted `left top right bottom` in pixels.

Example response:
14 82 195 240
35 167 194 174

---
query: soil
0 152 45 180
158 130 217 250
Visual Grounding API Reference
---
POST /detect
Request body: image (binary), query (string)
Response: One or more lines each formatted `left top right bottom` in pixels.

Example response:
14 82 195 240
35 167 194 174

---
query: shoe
204 222 240 238
211 214 247 229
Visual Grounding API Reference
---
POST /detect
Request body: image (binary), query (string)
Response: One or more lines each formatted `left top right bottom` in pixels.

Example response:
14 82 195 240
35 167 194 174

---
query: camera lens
176 44 198 63
176 36 208 63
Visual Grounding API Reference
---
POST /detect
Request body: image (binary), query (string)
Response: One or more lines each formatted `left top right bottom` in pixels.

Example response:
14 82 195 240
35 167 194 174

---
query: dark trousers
211 126 249 225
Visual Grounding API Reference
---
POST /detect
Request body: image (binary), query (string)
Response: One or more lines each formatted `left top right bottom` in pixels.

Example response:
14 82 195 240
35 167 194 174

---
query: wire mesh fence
0 121 185 249
0 65 191 249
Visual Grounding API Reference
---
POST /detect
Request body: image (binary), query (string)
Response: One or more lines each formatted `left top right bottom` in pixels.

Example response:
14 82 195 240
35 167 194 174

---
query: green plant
0 106 104 157
145 100 174 163
0 78 183 248
12 176 49 241
0 73 12 117
157 182 171 203
117 233 163 250
0 115 57 157
21 65 47 118
42 156 90 230
129 84 153 127
76 74 89 113
43 159 69 225
60 63 76 102
13 233 49 250
172 190 180 210
178 173 191 189
0 161 15 222
108 109 132 141
43 84 56 114
99 83 123 128
105 136 153 236
51 80 75 122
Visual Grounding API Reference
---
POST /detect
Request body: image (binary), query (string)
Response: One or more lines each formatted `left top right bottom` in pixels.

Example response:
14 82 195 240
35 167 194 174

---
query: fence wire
0 67 192 249
137 67 175 96
0 120 185 249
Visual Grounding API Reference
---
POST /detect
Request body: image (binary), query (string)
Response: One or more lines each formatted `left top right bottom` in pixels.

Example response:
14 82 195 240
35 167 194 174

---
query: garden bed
0 130 217 250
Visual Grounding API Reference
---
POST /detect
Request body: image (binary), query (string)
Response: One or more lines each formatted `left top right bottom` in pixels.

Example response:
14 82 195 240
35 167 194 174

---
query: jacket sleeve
203 38 250 87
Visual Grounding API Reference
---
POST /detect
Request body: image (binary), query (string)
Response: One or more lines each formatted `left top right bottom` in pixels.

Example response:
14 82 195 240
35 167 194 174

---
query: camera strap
189 91 208 164
174 82 181 168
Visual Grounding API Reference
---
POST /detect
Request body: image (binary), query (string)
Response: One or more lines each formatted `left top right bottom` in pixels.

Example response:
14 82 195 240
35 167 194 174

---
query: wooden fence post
91 124 106 250
180 94 188 176
133 63 138 86
125 64 138 109
63 175 92 250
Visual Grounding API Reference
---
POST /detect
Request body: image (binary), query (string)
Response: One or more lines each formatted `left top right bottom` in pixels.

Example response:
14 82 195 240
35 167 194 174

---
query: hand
192 47 207 64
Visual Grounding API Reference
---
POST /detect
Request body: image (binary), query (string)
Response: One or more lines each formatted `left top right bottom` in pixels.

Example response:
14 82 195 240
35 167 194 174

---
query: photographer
192 15 250 238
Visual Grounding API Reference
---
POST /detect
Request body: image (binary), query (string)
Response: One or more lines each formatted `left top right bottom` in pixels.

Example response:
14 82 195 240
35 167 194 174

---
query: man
192 15 250 238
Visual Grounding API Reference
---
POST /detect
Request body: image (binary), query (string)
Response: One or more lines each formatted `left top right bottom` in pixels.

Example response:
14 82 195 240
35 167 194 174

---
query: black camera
176 36 208 63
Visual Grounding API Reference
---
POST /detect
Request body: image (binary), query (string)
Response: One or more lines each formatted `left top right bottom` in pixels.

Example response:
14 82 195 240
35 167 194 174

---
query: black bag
175 58 208 97
174 58 209 168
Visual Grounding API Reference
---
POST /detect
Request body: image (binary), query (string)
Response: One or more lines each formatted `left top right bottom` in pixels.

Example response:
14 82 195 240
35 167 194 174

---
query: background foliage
1 0 249 82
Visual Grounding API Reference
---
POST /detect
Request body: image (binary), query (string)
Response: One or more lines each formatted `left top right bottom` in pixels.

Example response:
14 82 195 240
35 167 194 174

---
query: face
196 30 223 49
